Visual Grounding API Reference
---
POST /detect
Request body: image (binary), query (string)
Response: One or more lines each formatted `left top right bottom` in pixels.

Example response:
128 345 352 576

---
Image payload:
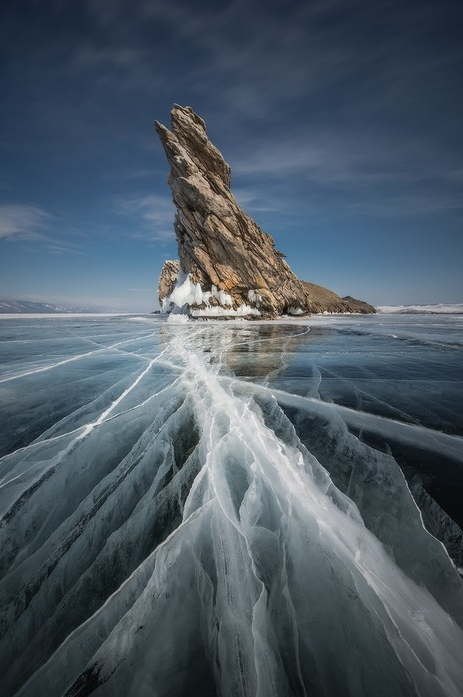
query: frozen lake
1 313 463 696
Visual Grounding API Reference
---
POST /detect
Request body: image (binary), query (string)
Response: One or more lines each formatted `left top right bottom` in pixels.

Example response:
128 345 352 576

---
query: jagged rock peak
155 105 232 196
155 105 375 318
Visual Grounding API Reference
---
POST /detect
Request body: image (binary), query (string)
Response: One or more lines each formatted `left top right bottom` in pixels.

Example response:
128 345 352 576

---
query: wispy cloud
0 204 51 241
73 45 143 70
344 192 463 218
102 168 159 183
69 43 163 94
231 134 400 187
114 193 175 241
0 204 98 255
228 124 463 201
232 187 279 213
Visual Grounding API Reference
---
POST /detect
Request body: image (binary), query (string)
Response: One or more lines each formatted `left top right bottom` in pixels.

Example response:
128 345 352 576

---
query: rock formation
341 295 376 314
155 104 375 318
158 260 179 308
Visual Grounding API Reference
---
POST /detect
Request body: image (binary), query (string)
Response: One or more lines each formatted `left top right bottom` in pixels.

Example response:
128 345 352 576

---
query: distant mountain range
0 300 101 314
377 304 463 314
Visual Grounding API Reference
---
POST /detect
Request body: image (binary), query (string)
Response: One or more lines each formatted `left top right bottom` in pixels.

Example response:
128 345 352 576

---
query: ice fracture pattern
0 314 463 697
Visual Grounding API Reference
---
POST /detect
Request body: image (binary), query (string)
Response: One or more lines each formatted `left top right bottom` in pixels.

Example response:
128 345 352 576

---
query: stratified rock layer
155 105 374 317
158 260 179 308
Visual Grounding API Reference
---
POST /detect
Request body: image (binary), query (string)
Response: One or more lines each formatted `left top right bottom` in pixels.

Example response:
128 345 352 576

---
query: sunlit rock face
301 282 376 314
158 259 179 309
155 105 374 318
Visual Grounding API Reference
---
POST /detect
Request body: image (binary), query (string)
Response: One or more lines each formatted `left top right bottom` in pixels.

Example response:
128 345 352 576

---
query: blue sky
1 0 462 311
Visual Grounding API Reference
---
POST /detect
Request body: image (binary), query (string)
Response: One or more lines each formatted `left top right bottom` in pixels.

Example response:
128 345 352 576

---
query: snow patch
165 272 259 317
247 289 263 306
191 304 260 318
287 306 304 316
168 273 233 310
167 313 189 324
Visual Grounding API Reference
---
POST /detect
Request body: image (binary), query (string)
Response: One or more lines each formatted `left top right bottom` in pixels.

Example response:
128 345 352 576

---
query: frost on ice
0 317 462 697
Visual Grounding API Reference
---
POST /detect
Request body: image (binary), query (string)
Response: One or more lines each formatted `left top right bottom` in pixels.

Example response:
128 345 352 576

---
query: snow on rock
191 304 260 318
163 271 258 318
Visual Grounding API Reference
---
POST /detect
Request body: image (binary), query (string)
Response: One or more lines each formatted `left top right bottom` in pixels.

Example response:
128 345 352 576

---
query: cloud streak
0 204 51 241
114 193 175 241
0 204 99 256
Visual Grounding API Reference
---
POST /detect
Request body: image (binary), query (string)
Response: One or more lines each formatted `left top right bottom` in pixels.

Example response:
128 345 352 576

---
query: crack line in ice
0 376 182 493
0 347 171 525
225 378 463 464
321 365 422 425
0 333 158 383
13 498 216 697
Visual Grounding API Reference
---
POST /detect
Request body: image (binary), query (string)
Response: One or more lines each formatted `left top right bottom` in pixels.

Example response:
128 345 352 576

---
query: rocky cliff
155 104 374 318
158 260 179 308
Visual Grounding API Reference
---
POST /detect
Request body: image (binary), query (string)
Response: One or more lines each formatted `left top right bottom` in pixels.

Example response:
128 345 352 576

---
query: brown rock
301 281 351 313
158 260 179 309
342 296 377 314
155 105 375 317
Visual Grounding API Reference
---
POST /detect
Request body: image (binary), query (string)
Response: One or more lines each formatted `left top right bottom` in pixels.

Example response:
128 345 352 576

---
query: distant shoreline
0 312 141 319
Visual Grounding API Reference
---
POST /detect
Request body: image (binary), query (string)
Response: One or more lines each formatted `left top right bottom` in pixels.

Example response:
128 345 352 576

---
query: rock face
341 295 377 314
155 104 375 317
302 281 354 314
158 260 179 308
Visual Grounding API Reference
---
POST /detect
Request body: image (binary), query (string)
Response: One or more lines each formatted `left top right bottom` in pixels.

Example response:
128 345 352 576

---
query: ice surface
0 314 462 697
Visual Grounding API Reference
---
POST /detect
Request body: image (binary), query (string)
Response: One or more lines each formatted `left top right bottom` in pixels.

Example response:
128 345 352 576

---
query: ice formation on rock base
163 272 260 319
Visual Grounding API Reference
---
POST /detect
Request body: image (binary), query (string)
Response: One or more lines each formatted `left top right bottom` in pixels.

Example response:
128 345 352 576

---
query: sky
0 0 462 312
